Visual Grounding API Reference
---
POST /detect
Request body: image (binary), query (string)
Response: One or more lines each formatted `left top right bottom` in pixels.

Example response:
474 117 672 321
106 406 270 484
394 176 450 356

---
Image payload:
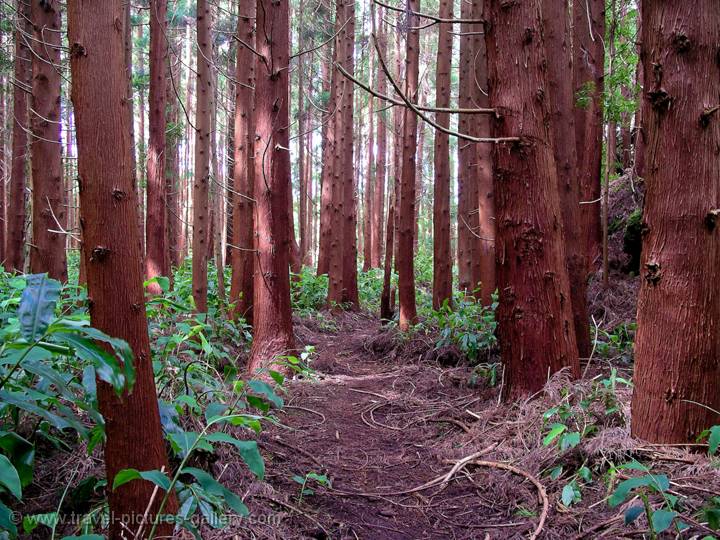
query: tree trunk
486 0 580 398
632 0 645 180
7 0 31 273
316 23 339 277
230 0 256 325
371 13 386 269
297 0 308 266
248 0 295 372
30 0 67 282
67 1 176 536
542 0 591 357
631 0 720 443
380 192 395 321
0 76 5 264
472 0 496 306
432 0 453 310
397 0 420 331
145 0 169 292
362 58 374 273
572 0 605 271
192 0 212 312
457 0 481 296
166 26 181 270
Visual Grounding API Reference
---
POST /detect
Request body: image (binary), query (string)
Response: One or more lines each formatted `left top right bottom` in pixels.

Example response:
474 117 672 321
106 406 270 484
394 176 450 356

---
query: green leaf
182 467 249 517
0 500 18 537
55 333 126 392
543 423 567 446
17 274 61 342
709 426 720 455
0 431 35 488
624 505 644 524
248 380 284 408
560 432 581 451
61 536 105 540
549 466 563 480
144 276 170 293
0 454 22 499
112 468 171 491
651 509 677 533
561 483 576 506
167 432 213 458
609 474 669 507
204 433 265 480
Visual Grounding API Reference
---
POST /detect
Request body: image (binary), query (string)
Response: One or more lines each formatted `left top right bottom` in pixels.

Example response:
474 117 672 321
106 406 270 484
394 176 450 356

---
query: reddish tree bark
297 0 309 266
6 0 31 273
0 77 5 264
362 64 374 272
573 0 605 270
67 1 176 536
432 0 453 310
230 0 256 325
486 0 580 398
472 0 496 305
457 0 481 295
380 192 395 321
316 24 339 277
397 0 420 331
631 1 720 443
542 0 591 357
371 13 386 269
145 0 169 292
248 0 295 372
166 26 182 270
29 0 67 282
192 0 212 312
327 0 357 306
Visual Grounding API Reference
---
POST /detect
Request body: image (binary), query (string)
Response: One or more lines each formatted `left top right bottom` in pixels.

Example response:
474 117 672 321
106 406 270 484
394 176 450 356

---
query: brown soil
212 312 720 540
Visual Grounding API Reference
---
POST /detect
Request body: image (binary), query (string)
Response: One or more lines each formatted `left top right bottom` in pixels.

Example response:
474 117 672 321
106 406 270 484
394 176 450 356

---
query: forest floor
214 310 720 540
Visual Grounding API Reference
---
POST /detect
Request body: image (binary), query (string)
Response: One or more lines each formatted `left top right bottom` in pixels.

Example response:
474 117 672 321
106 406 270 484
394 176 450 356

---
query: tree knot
69 42 86 59
704 209 720 231
91 246 111 262
644 260 662 286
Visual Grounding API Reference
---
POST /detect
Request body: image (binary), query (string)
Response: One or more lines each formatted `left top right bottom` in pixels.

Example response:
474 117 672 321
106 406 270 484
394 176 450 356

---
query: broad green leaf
0 389 85 434
624 505 644 524
55 333 126 393
182 467 249 517
0 454 22 499
248 380 284 408
112 468 171 491
543 423 567 446
204 433 264 479
561 483 578 506
0 432 34 488
609 474 669 507
167 432 213 458
17 274 61 342
560 432 581 451
0 500 18 536
651 509 677 533
709 426 720 455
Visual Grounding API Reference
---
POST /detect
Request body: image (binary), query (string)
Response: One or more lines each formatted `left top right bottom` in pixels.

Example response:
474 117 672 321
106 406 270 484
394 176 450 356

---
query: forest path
223 313 545 540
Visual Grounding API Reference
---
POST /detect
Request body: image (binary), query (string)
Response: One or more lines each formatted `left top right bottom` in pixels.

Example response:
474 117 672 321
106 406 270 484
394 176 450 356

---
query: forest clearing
0 0 719 538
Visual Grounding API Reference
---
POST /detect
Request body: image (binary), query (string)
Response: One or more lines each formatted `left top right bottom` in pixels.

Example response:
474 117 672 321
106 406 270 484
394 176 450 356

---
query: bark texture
456 0 481 295
486 0 580 398
7 0 31 273
573 0 605 270
29 0 67 281
397 0 419 330
145 0 169 291
248 0 295 372
192 0 212 312
631 1 720 443
432 0 453 310
542 0 590 356
67 1 176 536
370 11 386 269
230 0 256 325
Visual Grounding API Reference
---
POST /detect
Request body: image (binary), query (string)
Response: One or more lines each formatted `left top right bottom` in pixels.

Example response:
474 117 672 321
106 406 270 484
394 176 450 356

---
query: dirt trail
223 313 546 540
